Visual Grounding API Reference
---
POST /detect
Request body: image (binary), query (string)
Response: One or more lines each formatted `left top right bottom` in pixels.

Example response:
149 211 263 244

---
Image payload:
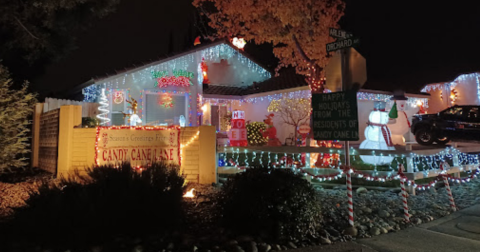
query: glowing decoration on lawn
122 98 142 126
388 93 410 145
83 85 98 102
159 93 174 108
96 88 111 125
262 113 282 146
184 188 195 198
231 37 246 50
441 88 458 105
113 91 124 104
179 115 186 127
268 98 310 142
246 122 268 146
228 110 248 146
360 101 395 165
416 100 426 114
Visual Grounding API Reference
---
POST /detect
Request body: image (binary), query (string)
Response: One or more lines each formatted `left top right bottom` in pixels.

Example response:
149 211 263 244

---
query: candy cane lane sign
95 126 181 167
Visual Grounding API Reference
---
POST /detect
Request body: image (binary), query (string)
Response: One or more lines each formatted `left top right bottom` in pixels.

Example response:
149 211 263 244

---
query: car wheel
436 135 450 145
415 128 434 145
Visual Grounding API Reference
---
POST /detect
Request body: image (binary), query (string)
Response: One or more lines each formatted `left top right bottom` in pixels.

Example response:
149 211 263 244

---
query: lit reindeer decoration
122 98 142 126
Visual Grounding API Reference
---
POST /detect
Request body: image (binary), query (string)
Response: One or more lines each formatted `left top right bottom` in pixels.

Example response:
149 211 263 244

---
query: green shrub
0 162 185 250
81 117 100 128
219 167 321 241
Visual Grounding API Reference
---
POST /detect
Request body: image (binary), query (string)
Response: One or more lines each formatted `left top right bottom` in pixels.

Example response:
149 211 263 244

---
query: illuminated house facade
74 41 429 144
76 40 271 127
422 73 480 113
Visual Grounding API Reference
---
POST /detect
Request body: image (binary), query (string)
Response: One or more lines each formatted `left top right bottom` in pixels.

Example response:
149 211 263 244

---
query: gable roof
70 39 272 94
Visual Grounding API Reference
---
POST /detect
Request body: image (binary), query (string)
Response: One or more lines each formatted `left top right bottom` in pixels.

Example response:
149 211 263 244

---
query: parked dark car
411 105 480 145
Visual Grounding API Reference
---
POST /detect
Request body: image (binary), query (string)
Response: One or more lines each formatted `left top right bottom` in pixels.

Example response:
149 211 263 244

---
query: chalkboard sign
312 91 359 141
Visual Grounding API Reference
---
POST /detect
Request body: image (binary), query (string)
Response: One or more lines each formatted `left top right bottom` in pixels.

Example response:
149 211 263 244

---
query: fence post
57 105 82 177
31 103 44 168
198 125 217 184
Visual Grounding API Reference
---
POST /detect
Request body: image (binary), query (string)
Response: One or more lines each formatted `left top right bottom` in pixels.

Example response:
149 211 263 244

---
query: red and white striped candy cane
442 175 457 211
398 164 410 222
345 168 354 226
440 162 457 212
400 179 410 222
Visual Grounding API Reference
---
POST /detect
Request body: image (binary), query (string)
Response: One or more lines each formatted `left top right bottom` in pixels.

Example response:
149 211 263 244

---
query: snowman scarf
367 121 394 147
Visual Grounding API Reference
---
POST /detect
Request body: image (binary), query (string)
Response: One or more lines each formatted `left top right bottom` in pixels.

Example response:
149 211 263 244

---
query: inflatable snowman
388 93 410 145
359 101 395 165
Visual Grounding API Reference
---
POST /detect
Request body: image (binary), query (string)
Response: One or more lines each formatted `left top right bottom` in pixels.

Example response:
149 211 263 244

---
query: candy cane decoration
345 166 354 226
398 164 410 222
440 162 456 212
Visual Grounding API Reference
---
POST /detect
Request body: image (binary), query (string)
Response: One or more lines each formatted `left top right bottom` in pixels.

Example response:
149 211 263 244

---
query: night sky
29 0 480 97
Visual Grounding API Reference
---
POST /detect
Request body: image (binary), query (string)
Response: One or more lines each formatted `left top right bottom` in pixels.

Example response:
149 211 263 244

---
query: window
110 90 126 126
145 93 188 126
444 107 464 116
467 107 479 121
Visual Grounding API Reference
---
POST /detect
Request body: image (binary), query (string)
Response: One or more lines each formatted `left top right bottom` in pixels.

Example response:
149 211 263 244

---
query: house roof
204 68 430 98
203 68 308 96
70 39 272 95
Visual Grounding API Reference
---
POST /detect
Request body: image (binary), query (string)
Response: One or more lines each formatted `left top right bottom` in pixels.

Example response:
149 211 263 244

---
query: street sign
329 28 352 39
326 37 360 53
312 91 359 141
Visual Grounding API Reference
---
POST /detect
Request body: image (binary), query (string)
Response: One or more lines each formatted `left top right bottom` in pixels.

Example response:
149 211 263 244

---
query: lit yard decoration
113 91 124 104
359 101 395 165
200 58 210 84
96 88 111 125
183 188 195 198
159 93 174 108
95 126 181 167
246 122 268 146
388 92 410 146
228 110 247 146
152 70 194 88
122 98 142 126
268 98 311 142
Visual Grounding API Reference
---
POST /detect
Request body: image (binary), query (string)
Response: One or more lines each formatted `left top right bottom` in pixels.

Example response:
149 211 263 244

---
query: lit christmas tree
246 122 268 146
96 88 111 125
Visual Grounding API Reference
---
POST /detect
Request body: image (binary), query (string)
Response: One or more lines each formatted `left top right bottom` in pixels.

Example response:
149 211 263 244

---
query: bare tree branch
13 15 39 40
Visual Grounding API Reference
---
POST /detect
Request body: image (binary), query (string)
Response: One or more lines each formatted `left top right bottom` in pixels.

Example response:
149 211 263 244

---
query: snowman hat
390 90 408 101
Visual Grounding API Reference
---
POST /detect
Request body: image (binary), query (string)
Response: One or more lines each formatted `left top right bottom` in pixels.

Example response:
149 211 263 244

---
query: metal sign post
341 48 350 166
328 28 360 166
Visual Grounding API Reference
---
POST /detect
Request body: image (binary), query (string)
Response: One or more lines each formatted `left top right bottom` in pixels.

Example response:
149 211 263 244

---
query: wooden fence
37 109 60 174
44 97 99 118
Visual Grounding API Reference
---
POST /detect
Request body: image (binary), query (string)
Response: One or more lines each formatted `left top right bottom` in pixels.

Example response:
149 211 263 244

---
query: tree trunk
292 34 324 93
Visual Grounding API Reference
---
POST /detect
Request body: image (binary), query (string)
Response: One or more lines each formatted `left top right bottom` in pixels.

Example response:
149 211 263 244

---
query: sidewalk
357 204 480 252
292 204 480 252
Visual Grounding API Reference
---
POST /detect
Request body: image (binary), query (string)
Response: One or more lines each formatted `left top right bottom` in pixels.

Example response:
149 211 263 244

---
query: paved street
293 204 480 252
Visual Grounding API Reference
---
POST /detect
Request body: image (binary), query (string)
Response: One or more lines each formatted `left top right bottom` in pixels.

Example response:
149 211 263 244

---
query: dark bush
219 167 321 241
0 162 185 250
